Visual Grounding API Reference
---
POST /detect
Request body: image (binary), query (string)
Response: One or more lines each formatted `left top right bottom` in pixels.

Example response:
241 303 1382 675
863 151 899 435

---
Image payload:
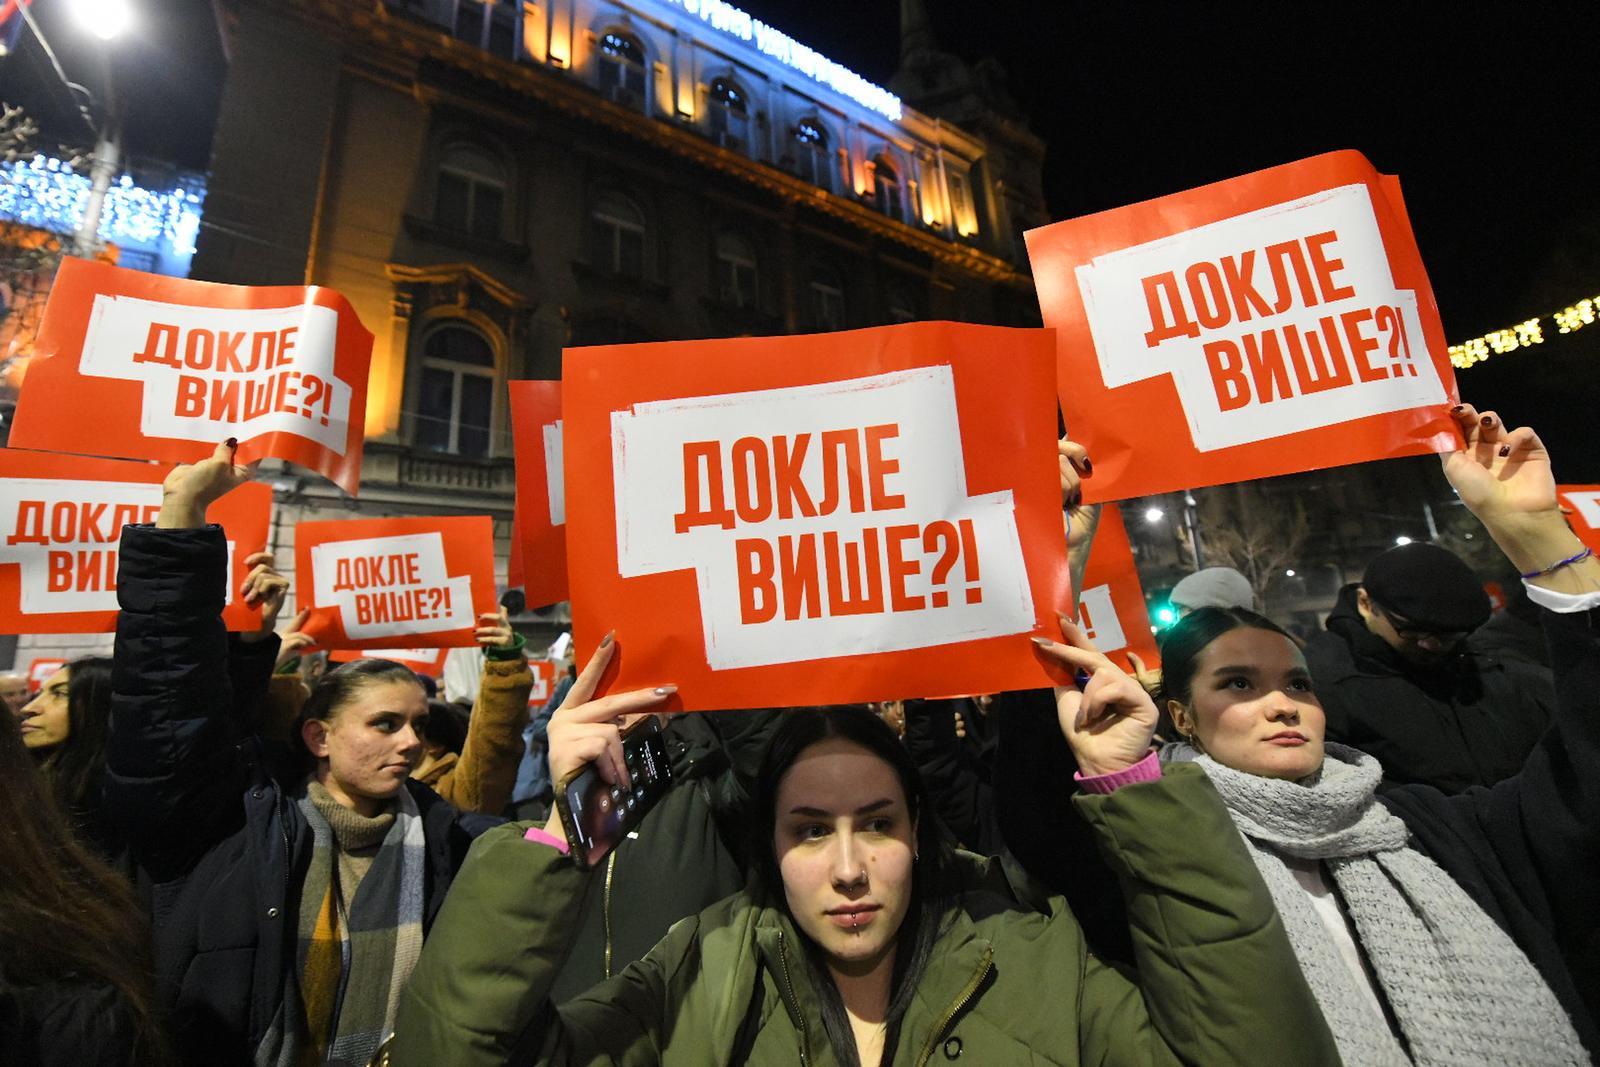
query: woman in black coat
102 444 498 1066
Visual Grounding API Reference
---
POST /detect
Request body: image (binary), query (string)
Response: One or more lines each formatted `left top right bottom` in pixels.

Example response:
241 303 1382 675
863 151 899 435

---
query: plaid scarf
256 780 426 1067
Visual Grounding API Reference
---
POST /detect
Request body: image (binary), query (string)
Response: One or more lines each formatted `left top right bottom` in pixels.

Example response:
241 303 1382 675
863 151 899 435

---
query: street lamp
1395 536 1413 546
67 0 133 40
1143 506 1164 524
1284 568 1296 577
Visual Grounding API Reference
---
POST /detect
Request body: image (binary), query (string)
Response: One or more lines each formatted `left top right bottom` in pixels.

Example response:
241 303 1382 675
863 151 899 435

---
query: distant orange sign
1072 504 1160 669
327 647 448 675
1558 486 1600 556
1026 150 1460 502
563 322 1072 711
295 516 498 650
508 381 567 610
11 259 374 495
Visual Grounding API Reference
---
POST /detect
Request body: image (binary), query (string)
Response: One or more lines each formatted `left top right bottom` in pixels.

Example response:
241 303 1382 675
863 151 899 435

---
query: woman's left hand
474 608 516 650
1034 617 1159 776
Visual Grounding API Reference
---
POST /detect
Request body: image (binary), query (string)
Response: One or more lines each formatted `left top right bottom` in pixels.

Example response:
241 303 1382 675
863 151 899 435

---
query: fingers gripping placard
614 368 1033 669
0 450 272 633
10 260 373 495
1027 151 1461 502
295 517 497 650
564 322 1071 711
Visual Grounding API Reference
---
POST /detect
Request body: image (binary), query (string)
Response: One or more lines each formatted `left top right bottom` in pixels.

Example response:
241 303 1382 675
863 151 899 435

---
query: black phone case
554 717 673 870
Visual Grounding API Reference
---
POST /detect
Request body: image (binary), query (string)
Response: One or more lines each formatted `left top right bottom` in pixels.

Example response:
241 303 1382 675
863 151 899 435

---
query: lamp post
64 0 132 258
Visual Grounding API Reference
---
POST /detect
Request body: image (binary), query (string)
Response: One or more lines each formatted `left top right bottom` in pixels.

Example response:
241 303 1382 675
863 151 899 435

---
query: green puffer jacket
390 765 1339 1066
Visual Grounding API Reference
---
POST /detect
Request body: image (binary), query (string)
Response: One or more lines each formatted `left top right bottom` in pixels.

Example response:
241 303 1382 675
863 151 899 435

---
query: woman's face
303 679 428 816
17 668 70 751
1170 628 1325 781
774 737 916 977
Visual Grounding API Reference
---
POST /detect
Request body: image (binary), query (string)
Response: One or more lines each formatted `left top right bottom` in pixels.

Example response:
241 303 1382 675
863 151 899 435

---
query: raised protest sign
27 657 66 689
0 449 272 633
528 658 556 706
564 321 1072 711
1026 150 1460 502
295 516 496 649
508 381 568 609
1559 486 1600 556
327 647 449 675
1073 504 1160 669
11 259 373 496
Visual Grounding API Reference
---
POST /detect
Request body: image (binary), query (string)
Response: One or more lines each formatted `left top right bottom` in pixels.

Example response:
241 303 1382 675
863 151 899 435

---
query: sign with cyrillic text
508 381 567 610
564 322 1072 711
0 449 272 633
11 259 374 496
1559 486 1600 556
1073 504 1160 669
1026 150 1460 501
328 646 448 675
295 516 497 649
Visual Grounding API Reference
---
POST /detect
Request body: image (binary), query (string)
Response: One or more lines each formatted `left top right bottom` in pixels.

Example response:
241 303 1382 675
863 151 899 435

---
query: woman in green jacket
389 617 1339 1067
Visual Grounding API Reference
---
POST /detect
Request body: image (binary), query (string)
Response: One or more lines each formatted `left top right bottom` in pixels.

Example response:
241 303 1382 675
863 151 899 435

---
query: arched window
715 231 758 308
808 267 845 331
434 143 506 240
707 76 749 149
589 192 646 278
873 156 902 222
598 31 646 108
452 0 519 60
415 324 496 457
791 118 831 191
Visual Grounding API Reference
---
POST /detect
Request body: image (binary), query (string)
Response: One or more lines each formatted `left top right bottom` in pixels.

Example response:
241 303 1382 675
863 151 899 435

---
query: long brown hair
33 656 114 830
0 704 166 1062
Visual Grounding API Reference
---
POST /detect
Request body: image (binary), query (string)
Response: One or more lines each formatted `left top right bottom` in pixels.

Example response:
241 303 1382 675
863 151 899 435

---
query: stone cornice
276 0 1035 289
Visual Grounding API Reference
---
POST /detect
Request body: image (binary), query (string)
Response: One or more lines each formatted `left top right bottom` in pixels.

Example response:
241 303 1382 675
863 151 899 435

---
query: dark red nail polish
1480 416 1494 427
1498 445 1511 457
1081 457 1093 476
1451 404 1465 413
225 437 238 448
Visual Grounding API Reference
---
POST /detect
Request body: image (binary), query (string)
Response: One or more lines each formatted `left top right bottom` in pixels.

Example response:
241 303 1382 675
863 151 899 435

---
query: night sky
5 1 1596 474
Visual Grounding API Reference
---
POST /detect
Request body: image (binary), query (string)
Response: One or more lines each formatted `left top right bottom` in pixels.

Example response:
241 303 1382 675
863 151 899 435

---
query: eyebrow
788 798 895 818
1209 664 1258 676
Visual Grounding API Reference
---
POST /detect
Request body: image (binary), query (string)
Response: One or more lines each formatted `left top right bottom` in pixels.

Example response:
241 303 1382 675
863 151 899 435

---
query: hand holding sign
544 634 675 811
1033 616 1159 777
157 439 257 529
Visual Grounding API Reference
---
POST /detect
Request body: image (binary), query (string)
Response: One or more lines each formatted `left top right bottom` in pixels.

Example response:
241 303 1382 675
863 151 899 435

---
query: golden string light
1451 291 1600 368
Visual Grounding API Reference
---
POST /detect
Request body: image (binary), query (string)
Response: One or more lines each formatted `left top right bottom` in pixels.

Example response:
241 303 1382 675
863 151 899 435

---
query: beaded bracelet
1520 546 1594 580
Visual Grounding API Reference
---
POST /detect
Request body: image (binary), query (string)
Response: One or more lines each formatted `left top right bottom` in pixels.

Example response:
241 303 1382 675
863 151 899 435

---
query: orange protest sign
563 321 1072 711
27 658 66 688
294 516 497 650
1558 486 1600 556
1026 150 1461 502
508 381 567 610
527 658 557 707
0 448 272 633
11 259 374 496
1072 504 1160 670
327 647 449 675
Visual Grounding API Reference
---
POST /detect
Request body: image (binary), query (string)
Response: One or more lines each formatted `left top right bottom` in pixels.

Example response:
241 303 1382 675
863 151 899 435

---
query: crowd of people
2 401 1596 1067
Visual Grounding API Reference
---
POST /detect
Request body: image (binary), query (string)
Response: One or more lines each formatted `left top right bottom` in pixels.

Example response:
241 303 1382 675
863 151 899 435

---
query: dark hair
0 700 168 1062
1158 606 1297 711
33 656 114 829
292 658 425 762
421 699 468 755
749 706 953 1067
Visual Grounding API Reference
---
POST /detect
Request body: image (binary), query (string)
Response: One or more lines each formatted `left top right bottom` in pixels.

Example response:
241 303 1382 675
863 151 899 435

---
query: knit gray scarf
1163 742 1587 1067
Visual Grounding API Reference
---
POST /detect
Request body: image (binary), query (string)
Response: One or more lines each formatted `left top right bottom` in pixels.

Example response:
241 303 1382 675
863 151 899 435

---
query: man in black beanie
1303 541 1555 793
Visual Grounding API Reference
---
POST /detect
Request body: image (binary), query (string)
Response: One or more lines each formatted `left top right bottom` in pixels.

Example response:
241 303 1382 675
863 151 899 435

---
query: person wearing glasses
1303 533 1556 793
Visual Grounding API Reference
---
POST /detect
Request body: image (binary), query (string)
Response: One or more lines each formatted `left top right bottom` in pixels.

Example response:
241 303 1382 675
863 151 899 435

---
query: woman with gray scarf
1153 404 1600 1066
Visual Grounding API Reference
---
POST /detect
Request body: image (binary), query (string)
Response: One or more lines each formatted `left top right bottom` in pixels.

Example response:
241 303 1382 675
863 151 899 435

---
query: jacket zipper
913 947 993 1067
776 930 812 1067
603 850 618 979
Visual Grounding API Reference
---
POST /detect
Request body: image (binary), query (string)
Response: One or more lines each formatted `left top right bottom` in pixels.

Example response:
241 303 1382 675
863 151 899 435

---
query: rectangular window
471 185 504 241
416 365 457 453
457 373 494 457
435 172 471 232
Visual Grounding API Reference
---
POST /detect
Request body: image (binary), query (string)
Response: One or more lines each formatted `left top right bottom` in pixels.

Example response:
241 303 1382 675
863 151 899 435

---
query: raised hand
157 439 256 529
1058 437 1099 551
274 609 316 671
237 551 290 643
474 608 517 651
1033 616 1159 777
1442 404 1558 521
543 634 675 834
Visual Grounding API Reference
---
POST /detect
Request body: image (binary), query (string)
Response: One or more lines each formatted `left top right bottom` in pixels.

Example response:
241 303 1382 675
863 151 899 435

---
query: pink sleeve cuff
1074 750 1162 794
523 825 570 854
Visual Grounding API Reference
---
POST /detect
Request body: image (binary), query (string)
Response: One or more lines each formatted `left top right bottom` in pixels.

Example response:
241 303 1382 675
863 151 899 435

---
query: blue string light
0 154 206 261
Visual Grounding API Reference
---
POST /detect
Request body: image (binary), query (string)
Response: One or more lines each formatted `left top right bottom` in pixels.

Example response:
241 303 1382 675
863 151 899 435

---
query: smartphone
554 716 673 870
